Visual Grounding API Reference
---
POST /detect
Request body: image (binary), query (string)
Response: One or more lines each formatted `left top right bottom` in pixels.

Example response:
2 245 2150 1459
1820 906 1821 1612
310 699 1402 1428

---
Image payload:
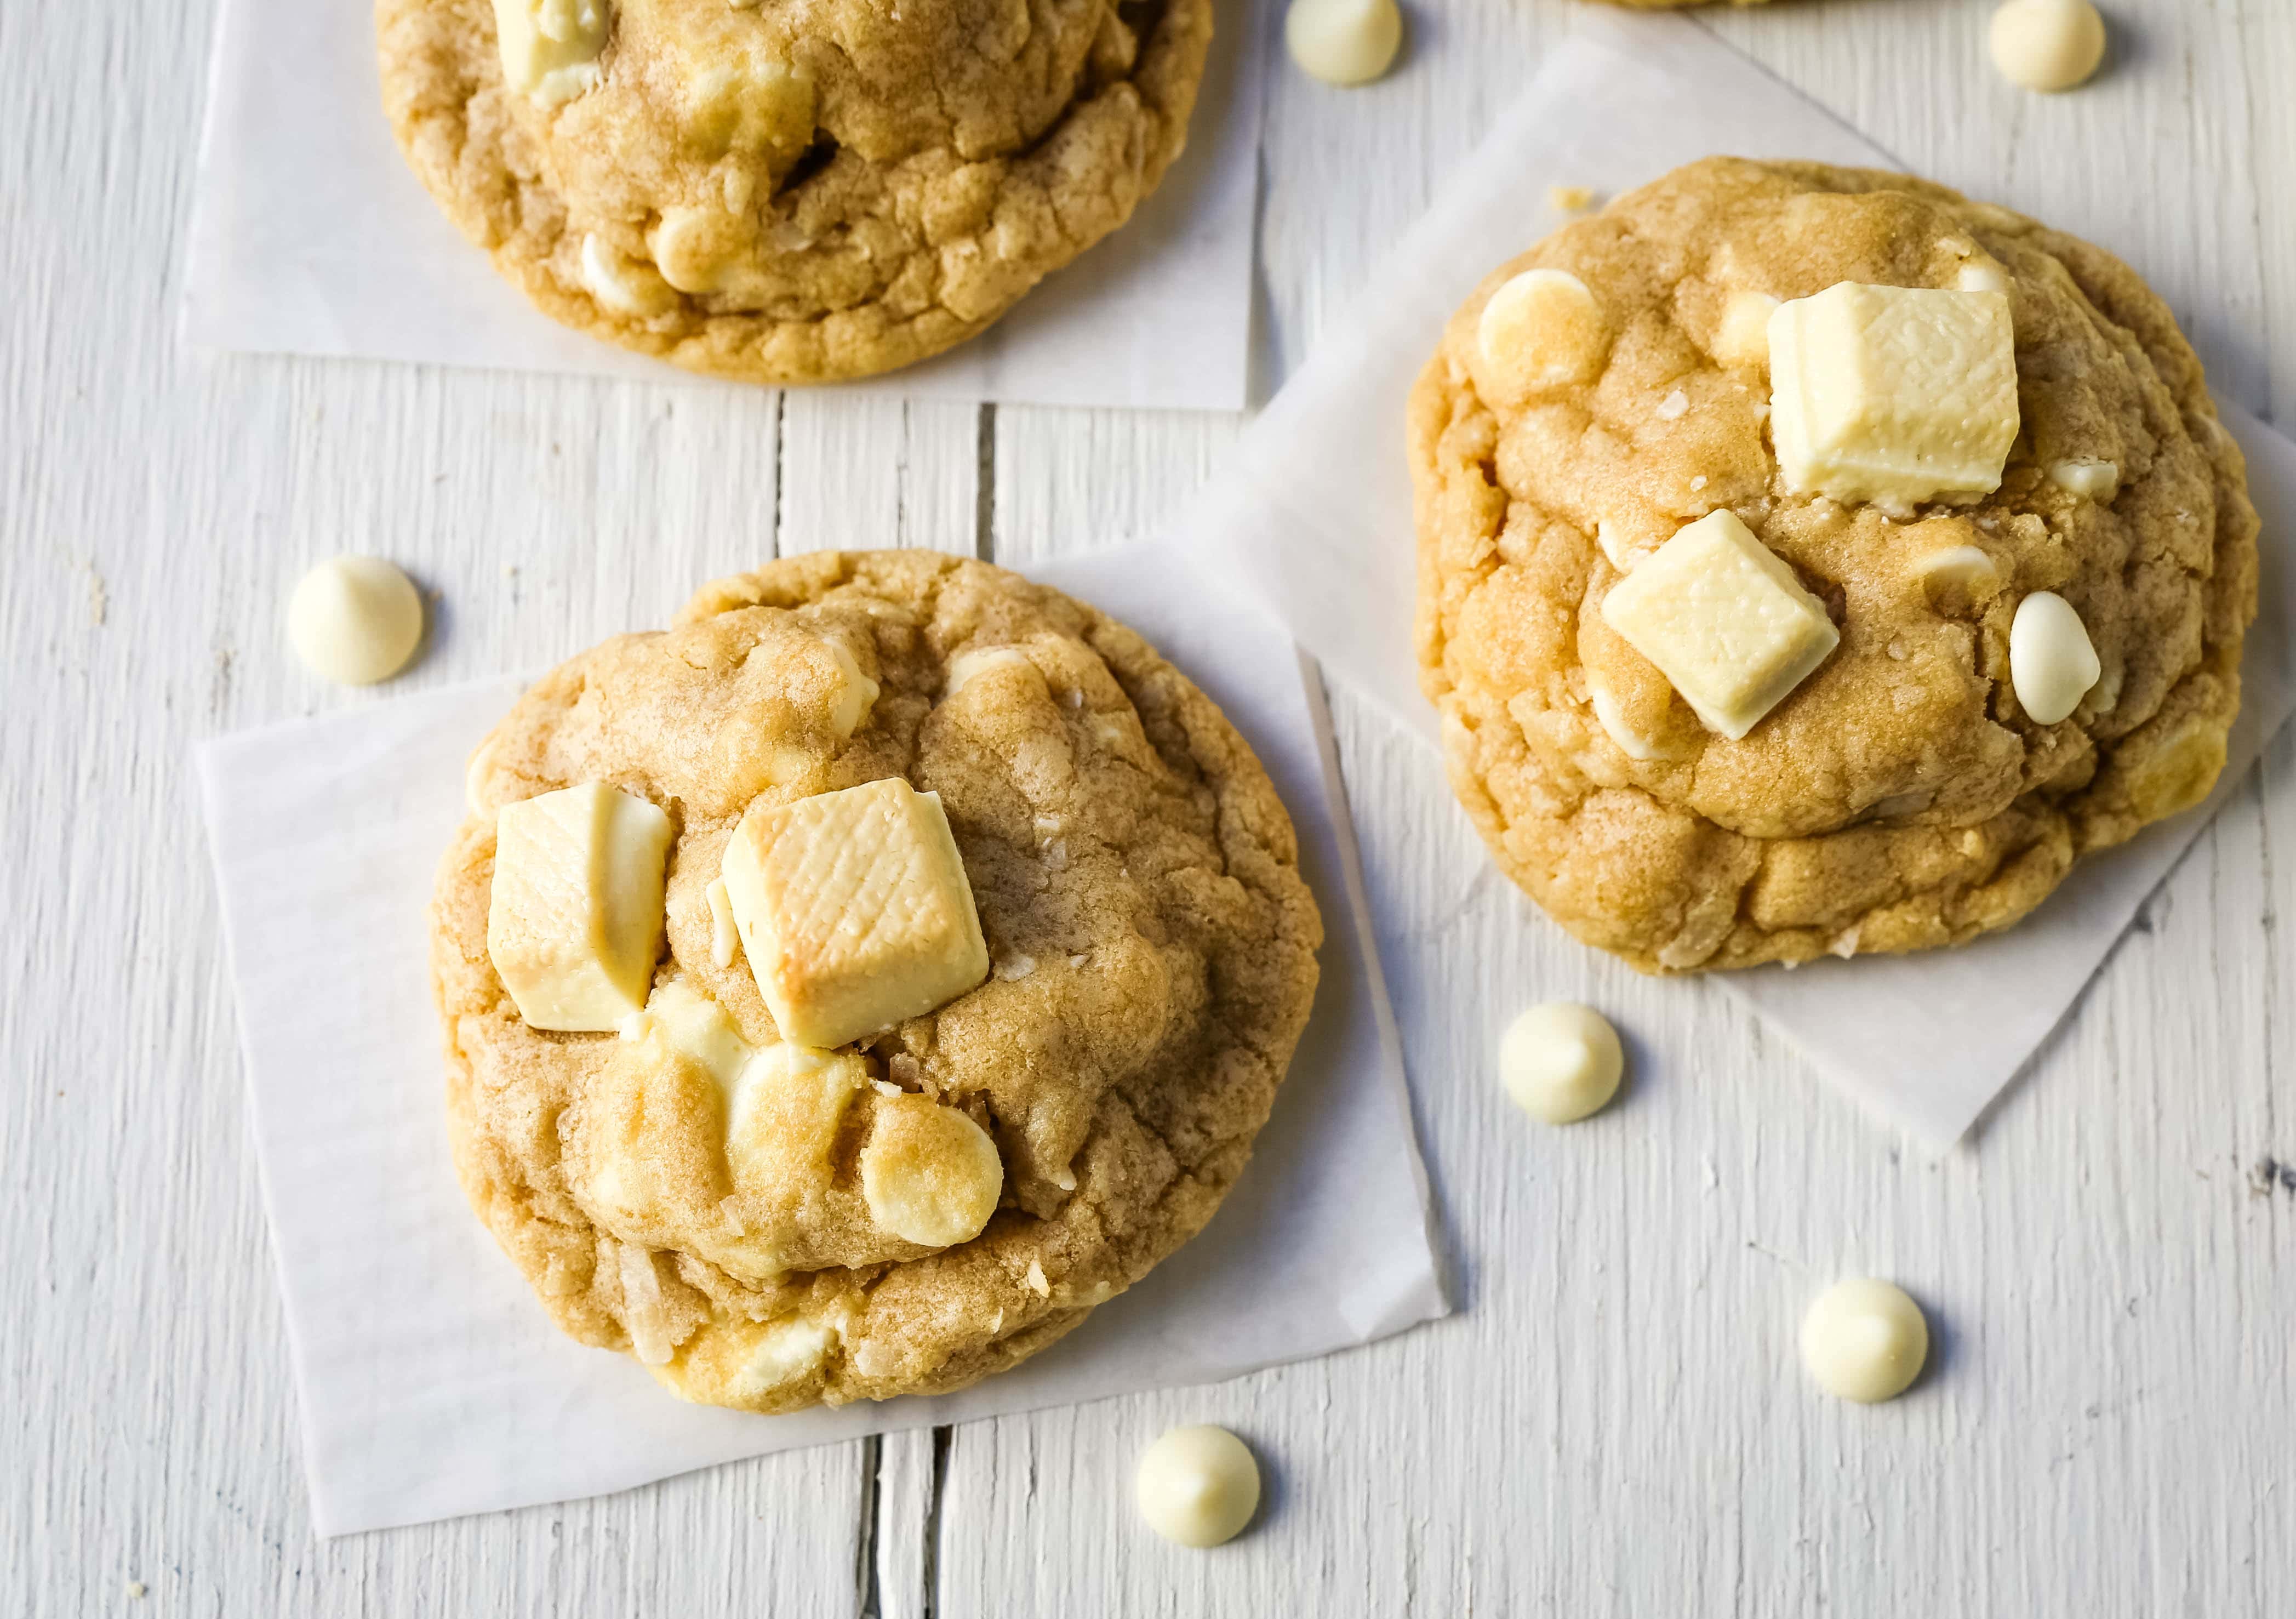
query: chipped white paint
3 0 2293 1612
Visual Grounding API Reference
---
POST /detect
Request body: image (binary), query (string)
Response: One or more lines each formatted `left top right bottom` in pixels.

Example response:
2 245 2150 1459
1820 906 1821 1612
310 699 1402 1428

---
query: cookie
432 552 1322 1410
377 0 1211 384
1411 158 2257 973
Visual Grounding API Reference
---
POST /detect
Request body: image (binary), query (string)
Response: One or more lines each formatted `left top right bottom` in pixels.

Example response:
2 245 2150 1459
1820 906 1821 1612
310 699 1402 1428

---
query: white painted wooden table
6 0 2293 1611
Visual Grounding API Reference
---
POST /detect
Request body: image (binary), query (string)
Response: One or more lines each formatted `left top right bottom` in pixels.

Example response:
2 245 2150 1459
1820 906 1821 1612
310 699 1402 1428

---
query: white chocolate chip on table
1990 0 2108 94
1599 510 1841 741
487 782 675 1031
1769 282 2021 508
719 776 991 1050
285 556 425 686
2009 591 2103 724
1801 1279 1930 1404
1284 0 1403 87
1136 1426 1261 1548
1498 1003 1625 1125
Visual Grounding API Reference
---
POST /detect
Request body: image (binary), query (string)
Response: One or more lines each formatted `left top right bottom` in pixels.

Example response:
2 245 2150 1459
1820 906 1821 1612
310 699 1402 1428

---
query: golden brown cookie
1411 158 2257 973
377 0 1211 384
433 552 1322 1410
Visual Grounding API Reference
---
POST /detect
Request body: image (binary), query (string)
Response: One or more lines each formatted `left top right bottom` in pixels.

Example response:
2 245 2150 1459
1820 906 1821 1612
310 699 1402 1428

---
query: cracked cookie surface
433 551 1322 1410
377 0 1210 383
1411 158 2257 973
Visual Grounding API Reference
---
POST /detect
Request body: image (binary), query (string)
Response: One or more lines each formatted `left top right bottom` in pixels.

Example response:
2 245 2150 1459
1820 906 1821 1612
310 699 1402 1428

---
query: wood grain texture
3 0 2292 1612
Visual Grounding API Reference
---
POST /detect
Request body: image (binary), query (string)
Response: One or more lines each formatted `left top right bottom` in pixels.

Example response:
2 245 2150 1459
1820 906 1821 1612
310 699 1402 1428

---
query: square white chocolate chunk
1599 511 1841 740
721 777 990 1050
488 782 674 1031
1769 282 2019 506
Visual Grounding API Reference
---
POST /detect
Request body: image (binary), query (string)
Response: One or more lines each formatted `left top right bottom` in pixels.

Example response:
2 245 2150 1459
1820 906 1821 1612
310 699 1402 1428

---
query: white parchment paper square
184 0 1266 410
1179 14 2296 1147
198 546 1444 1537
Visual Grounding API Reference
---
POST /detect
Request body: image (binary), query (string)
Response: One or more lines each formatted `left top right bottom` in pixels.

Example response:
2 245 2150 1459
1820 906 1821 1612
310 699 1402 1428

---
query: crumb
88 566 107 628
1548 185 1596 215
126 1582 147 1600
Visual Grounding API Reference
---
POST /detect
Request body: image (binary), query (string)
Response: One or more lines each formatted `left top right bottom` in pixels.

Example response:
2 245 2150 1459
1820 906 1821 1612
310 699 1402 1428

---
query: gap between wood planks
766 395 995 1616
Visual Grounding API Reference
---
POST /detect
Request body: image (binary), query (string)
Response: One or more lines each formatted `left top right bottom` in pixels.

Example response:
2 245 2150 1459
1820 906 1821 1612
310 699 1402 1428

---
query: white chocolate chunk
705 877 740 968
287 556 425 686
2048 457 2120 501
1598 511 1840 740
735 1316 836 1396
579 234 677 317
1136 1427 1261 1548
822 639 880 738
488 783 673 1031
1800 1279 1929 1403
1712 290 1780 370
492 0 610 106
1913 544 2003 608
1955 261 2012 297
1498 1002 1625 1124
943 645 1033 697
2008 591 2101 723
1477 269 1608 400
1990 0 2107 93
859 1092 1003 1247
1769 282 2021 506
616 1242 675 1365
1283 0 1402 86
721 777 990 1048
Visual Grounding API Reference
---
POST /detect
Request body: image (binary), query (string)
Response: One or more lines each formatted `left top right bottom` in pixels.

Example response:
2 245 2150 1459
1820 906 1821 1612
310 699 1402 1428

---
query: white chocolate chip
1655 389 1690 421
286 556 425 686
1800 1279 1929 1403
1586 671 1661 762
1477 269 1608 400
650 206 735 294
1135 1427 1261 1548
1712 290 1781 370
1989 0 2107 94
1769 282 2021 507
1024 1257 1051 1297
1282 0 1402 86
2048 457 2120 501
2009 591 2102 724
580 234 678 317
1498 1002 1625 1125
860 1093 1003 1248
